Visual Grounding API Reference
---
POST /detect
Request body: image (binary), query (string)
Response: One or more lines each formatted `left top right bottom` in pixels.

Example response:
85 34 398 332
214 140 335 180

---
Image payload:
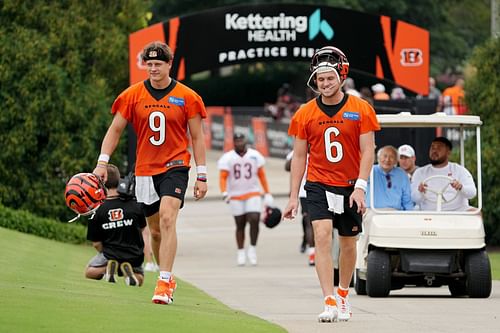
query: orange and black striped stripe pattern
65 173 107 215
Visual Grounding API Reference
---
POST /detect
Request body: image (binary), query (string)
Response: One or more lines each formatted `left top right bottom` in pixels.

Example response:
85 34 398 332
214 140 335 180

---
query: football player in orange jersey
283 46 380 322
93 41 208 305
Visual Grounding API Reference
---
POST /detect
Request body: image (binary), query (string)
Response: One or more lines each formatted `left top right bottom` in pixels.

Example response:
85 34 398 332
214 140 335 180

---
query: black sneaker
104 260 118 283
120 262 139 286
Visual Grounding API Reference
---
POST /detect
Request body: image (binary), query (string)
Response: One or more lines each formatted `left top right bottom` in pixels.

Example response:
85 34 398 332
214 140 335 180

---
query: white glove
263 193 274 207
222 192 230 204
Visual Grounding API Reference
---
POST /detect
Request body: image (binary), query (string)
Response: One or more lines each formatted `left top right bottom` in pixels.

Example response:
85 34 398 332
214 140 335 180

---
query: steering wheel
421 175 459 211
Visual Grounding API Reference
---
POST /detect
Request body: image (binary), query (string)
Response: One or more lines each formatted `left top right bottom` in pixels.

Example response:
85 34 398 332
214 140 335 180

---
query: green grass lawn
0 227 285 333
489 251 500 280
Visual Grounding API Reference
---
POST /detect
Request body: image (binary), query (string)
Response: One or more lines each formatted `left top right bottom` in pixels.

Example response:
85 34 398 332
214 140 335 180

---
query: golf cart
355 112 492 298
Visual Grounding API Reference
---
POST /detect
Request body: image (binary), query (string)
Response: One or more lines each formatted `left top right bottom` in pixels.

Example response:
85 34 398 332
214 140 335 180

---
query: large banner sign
130 4 429 94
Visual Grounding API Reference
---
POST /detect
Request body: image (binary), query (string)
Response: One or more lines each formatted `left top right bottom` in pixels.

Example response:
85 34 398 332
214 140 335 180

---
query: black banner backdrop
130 4 429 94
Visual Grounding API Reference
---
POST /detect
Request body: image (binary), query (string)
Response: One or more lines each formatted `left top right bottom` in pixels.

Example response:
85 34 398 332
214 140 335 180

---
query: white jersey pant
229 196 262 216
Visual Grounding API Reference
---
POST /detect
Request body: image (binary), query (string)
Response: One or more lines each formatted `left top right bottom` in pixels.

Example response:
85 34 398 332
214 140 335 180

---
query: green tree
466 37 500 245
0 0 152 221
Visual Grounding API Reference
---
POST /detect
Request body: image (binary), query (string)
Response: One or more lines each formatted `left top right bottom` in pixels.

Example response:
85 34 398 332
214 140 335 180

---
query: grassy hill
0 227 285 333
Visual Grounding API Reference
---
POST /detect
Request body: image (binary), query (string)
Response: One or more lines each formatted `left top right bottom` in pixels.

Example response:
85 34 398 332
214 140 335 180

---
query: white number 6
324 127 343 163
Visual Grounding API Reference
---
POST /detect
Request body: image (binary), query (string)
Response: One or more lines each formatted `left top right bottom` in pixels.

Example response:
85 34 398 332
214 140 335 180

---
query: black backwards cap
432 136 453 150
142 45 170 62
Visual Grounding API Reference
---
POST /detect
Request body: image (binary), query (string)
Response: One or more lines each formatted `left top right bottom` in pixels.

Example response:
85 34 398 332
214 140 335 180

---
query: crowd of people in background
265 75 468 121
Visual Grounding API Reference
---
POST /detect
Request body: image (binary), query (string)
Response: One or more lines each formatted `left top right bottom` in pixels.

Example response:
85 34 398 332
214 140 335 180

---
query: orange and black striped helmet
65 173 107 216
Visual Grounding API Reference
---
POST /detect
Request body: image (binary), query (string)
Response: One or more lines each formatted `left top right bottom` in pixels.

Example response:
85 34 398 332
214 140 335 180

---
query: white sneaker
335 293 352 321
104 260 118 283
318 295 337 322
247 246 257 266
237 249 246 266
144 262 158 272
120 262 139 286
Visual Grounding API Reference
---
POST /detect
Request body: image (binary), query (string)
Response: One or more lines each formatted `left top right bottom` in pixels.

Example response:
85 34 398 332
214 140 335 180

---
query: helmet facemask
307 46 350 94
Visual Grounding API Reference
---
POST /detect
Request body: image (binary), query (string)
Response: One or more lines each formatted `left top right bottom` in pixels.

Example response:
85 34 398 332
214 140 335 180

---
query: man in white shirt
411 137 476 211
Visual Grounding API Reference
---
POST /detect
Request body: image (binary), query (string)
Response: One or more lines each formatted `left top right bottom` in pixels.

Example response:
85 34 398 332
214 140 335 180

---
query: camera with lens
117 171 136 199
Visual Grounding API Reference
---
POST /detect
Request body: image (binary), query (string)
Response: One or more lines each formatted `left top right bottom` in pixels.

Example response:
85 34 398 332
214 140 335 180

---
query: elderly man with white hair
357 145 414 275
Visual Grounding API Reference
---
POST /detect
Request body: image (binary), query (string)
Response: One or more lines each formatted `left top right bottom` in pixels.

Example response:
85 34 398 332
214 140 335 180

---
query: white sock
159 271 171 281
307 247 315 255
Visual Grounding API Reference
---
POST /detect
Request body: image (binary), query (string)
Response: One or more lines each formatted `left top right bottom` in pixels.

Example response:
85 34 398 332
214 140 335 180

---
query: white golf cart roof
376 112 482 127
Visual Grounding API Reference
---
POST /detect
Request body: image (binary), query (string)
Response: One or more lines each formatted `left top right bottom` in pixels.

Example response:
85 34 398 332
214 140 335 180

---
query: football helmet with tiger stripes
65 173 107 218
307 46 350 93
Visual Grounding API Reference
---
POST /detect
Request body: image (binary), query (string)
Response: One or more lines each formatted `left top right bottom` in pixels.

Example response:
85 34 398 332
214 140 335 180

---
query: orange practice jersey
288 95 380 187
441 86 467 115
112 80 207 176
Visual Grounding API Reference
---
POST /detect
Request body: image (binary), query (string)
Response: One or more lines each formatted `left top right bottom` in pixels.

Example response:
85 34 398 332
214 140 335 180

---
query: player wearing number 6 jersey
93 41 208 305
217 133 273 266
283 46 380 323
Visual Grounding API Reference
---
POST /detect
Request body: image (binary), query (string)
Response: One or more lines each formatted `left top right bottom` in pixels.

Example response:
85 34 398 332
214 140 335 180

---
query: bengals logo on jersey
108 208 124 221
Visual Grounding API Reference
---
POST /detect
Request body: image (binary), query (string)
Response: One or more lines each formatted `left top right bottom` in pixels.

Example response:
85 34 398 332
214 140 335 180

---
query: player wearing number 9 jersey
93 41 208 306
111 73 206 176
283 46 380 323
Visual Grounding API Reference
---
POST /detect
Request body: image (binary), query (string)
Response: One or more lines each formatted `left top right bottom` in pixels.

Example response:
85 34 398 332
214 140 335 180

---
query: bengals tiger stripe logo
65 173 107 215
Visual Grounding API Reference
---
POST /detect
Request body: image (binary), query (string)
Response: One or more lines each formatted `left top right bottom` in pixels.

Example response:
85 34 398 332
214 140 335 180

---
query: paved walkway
175 150 500 333
185 149 291 201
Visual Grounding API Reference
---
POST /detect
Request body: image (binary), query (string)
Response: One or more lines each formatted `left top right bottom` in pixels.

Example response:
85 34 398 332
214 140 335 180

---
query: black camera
117 171 136 199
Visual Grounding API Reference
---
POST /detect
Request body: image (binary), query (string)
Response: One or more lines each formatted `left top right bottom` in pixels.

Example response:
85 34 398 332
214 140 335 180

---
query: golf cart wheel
355 269 367 295
366 249 391 297
465 250 492 298
448 279 467 297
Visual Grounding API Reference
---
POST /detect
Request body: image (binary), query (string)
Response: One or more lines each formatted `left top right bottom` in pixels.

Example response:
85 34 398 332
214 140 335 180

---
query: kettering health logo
225 8 334 42
308 9 333 40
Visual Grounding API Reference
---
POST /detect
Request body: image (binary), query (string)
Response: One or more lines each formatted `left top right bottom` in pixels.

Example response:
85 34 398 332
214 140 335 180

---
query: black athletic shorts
299 197 309 216
304 181 362 236
142 167 189 217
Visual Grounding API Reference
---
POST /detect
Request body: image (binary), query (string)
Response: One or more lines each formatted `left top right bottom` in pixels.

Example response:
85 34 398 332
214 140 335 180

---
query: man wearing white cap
398 144 418 181
283 46 380 323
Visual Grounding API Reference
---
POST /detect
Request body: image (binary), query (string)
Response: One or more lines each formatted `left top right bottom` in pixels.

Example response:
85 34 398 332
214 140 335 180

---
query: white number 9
149 111 165 146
